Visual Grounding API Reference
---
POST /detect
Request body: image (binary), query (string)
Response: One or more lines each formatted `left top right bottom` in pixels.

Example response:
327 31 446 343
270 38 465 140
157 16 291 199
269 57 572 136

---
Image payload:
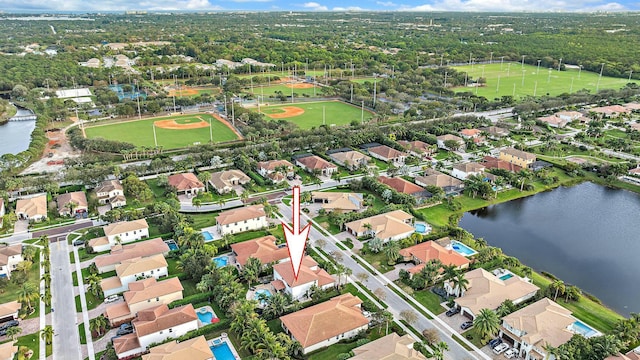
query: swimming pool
210 342 235 360
212 256 228 268
450 241 478 257
414 223 428 234
202 231 214 241
571 321 599 337
197 310 214 324
499 273 514 281
255 289 272 305
164 240 178 251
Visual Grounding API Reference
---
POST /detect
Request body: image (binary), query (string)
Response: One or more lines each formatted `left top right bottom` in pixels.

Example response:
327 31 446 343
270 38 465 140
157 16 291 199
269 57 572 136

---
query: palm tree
451 273 469 297
441 264 460 284
432 341 450 360
22 246 37 262
221 233 234 248
192 198 202 210
89 316 107 337
473 309 501 342
6 326 21 341
474 237 487 249
41 291 52 307
243 257 262 286
263 204 278 218
40 325 54 345
86 273 102 297
240 191 249 204
543 342 557 360
384 241 400 265
18 282 39 313
263 293 290 319
197 171 211 192
14 260 32 275
551 280 565 301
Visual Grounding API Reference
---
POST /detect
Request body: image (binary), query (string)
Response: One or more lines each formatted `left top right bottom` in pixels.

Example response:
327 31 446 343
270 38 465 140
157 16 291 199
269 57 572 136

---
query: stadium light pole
629 70 634 82
350 83 354 103
153 124 158 147
223 94 228 117
570 77 574 94
548 68 552 83
231 98 235 127
135 80 142 120
444 71 448 88
500 56 505 70
490 51 493 64
558 58 563 72
507 63 511 76
596 63 604 92
361 101 364 124
537 60 541 75
209 116 213 143
521 55 526 68
496 75 501 93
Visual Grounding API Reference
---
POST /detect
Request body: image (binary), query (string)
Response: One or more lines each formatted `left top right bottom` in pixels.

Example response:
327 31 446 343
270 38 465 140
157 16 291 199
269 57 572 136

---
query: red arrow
282 186 311 280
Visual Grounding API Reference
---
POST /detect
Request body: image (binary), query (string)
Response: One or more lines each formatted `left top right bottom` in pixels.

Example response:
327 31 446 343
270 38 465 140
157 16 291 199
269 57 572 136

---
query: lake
459 182 640 316
0 109 36 157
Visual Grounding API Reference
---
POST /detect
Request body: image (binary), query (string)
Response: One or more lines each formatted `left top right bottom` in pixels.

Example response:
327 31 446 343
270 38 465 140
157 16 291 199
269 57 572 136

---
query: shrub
355 338 370 346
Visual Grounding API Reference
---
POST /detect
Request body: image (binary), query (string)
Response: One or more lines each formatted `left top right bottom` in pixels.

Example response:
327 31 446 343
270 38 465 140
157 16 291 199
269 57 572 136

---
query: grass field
257 100 374 129
246 83 319 97
453 62 637 99
167 87 218 98
85 113 240 149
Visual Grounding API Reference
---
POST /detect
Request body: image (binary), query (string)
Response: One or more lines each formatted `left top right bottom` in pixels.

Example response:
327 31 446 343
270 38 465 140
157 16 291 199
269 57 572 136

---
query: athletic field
246 83 319 97
167 87 218 98
257 100 374 129
453 63 636 99
84 113 241 149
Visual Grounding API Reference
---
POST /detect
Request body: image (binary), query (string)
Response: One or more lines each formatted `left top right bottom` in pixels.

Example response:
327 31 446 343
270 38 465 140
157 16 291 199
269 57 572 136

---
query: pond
460 182 640 316
0 109 36 157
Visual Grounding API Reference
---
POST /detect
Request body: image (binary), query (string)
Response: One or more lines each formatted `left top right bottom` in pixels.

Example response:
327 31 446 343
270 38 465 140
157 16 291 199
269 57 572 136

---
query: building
142 335 213 360
451 162 486 180
328 150 371 171
105 277 184 326
0 301 21 322
101 254 168 297
344 210 415 242
230 235 289 268
481 156 522 173
0 244 23 279
537 115 569 128
399 240 470 277
480 126 509 138
378 176 432 203
90 219 150 253
366 145 408 164
415 169 464 195
0 341 18 360
113 304 199 359
167 173 205 196
15 195 47 222
589 105 630 118
209 170 250 194
445 268 539 319
631 123 640 132
56 191 88 217
93 238 170 274
95 180 127 209
272 256 334 301
555 111 586 123
436 134 465 150
499 148 537 169
351 332 427 360
294 155 338 176
216 205 268 235
459 128 482 139
397 140 436 159
311 192 364 212
257 160 295 183
280 294 369 354
606 347 640 360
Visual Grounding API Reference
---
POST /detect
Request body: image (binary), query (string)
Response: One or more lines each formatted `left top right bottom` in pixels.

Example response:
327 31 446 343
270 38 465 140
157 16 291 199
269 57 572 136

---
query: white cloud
1 0 222 11
228 0 273 3
303 1 328 10
399 0 627 12
376 1 397 6
332 6 364 10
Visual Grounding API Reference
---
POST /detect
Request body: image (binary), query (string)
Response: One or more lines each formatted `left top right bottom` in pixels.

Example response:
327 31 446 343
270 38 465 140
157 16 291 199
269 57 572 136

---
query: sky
0 0 634 13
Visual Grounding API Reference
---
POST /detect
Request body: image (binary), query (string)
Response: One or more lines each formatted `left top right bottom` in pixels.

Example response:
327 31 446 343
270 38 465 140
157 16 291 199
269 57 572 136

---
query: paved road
32 220 94 239
51 239 82 360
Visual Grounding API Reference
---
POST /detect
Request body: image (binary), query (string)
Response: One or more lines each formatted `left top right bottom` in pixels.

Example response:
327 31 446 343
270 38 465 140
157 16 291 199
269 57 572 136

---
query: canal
0 108 36 157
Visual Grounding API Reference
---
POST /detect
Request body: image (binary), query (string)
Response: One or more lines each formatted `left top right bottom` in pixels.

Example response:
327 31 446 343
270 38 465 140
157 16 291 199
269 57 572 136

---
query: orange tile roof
103 219 148 237
296 155 337 170
216 205 266 225
257 159 293 171
167 173 204 191
113 333 141 355
482 156 522 172
142 336 213 360
100 276 123 292
124 277 183 305
368 145 407 160
271 280 286 291
399 241 470 268
436 134 463 142
273 256 334 288
378 176 426 195
452 162 485 174
460 129 481 137
133 304 197 337
105 301 131 320
94 238 169 269
230 235 289 266
15 195 47 218
56 191 88 212
397 140 433 154
115 254 167 278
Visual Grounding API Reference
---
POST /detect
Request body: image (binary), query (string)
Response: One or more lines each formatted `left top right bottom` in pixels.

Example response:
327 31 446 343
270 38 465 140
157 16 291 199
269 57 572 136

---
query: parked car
116 324 133 336
104 295 119 303
488 338 503 348
73 240 85 246
445 307 460 317
493 343 509 355
460 321 473 330
0 320 19 331
504 348 518 358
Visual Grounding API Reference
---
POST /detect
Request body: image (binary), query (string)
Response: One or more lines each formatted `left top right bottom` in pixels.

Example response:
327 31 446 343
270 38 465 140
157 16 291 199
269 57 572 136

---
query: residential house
328 150 371 171
0 244 22 279
631 123 640 132
555 111 586 123
0 341 18 360
436 134 465 150
344 210 415 242
499 148 537 169
294 155 338 177
311 192 364 212
142 335 213 360
445 268 539 319
215 205 268 235
537 115 569 128
113 304 198 359
0 199 4 228
93 238 170 274
230 235 289 269
209 170 250 194
351 332 427 360
415 168 464 195
105 277 184 326
606 347 640 360
481 156 522 173
167 173 205 196
589 105 630 118
377 176 432 203
257 160 295 183
366 145 408 164
89 219 149 253
56 191 88 216
15 194 47 222
399 240 470 277
272 256 334 301
459 129 487 145
480 126 509 138
629 167 640 176
280 294 369 354
451 162 486 180
95 180 127 209
101 254 168 297
0 301 21 322
397 140 436 159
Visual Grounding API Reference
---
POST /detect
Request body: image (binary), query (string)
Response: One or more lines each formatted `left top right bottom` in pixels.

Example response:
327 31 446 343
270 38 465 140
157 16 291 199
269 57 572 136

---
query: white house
95 180 127 209
216 205 268 236
0 301 21 322
344 210 415 242
451 162 486 180
101 254 168 297
272 256 334 301
89 219 150 253
436 134 465 150
0 245 23 279
93 238 170 274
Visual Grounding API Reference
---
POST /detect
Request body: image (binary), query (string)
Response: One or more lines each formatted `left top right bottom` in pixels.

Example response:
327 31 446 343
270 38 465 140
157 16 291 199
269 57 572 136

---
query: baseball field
167 86 218 98
246 83 319 97
84 113 241 149
257 100 374 129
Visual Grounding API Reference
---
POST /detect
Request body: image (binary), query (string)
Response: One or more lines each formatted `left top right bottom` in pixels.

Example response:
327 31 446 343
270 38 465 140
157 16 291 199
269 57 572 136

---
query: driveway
438 311 473 334
14 220 29 234
381 262 414 281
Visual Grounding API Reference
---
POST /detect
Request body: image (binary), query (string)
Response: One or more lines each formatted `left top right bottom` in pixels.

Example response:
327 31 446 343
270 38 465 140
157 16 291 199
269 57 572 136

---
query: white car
504 348 517 358
104 295 119 303
493 343 509 355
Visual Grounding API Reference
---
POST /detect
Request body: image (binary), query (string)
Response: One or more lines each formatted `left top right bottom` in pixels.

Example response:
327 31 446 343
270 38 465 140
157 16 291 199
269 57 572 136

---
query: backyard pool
255 289 272 305
202 231 214 241
196 307 217 324
210 342 235 360
450 241 478 257
499 273 514 281
212 256 229 268
571 320 599 338
164 240 178 251
414 222 429 234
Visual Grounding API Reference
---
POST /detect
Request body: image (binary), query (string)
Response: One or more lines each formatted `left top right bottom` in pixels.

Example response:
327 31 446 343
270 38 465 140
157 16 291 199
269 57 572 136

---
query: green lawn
412 289 446 315
0 248 40 307
258 101 374 129
306 325 387 360
359 248 395 273
15 332 40 360
78 323 86 344
85 113 240 149
188 213 218 230
453 62 636 99
246 83 319 97
75 291 101 312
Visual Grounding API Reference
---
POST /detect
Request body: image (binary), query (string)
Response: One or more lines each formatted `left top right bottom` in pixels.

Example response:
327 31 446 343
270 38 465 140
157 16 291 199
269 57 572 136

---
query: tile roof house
399 240 470 277
105 277 184 326
481 156 523 173
445 268 539 319
230 235 289 268
141 335 213 360
589 105 631 118
273 256 335 301
328 150 371 171
93 238 170 274
366 145 408 164
459 128 482 138
351 332 427 360
631 123 640 132
344 210 415 243
378 176 432 203
216 205 268 236
56 191 88 216
208 170 250 194
415 168 464 195
101 254 168 297
90 219 149 253
397 140 436 158
0 301 21 321
257 160 295 183
451 162 486 180
0 244 23 279
167 173 205 195
15 194 47 222
537 115 570 128
436 134 465 150
280 294 369 354
95 180 126 209
113 304 198 359
499 148 537 169
0 341 18 360
311 192 364 212
606 347 640 360
480 126 509 138
294 155 338 176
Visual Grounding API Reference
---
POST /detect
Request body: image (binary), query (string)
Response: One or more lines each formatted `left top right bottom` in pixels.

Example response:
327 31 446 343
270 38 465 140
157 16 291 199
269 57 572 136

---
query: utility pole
537 60 541 75
521 55 526 67
361 101 364 124
373 76 377 108
496 75 501 93
135 80 142 119
596 63 604 92
231 98 235 127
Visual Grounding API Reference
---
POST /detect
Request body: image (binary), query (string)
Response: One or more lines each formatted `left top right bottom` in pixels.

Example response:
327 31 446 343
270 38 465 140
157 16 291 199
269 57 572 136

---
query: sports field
167 87 218 98
257 100 374 129
350 77 377 84
453 63 636 99
246 83 319 97
84 113 241 149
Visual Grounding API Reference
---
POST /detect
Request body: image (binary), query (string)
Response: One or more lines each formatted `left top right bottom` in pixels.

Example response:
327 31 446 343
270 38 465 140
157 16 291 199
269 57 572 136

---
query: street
51 239 82 360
